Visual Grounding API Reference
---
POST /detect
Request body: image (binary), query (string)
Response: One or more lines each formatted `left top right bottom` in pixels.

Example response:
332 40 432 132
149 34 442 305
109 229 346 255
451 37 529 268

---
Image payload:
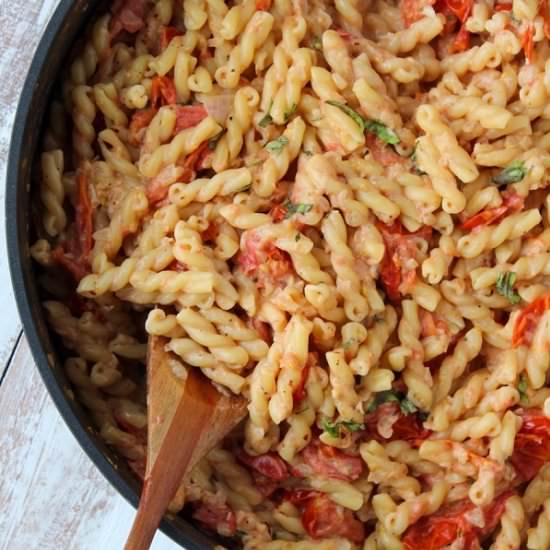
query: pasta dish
30 0 550 547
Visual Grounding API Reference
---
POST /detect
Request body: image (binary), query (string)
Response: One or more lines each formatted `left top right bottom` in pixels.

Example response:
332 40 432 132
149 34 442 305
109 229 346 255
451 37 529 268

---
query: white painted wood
0 336 182 550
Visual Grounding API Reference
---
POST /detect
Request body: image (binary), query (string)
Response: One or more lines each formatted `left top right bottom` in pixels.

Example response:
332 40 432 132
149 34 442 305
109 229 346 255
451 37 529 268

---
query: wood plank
0 335 181 550
0 0 63 373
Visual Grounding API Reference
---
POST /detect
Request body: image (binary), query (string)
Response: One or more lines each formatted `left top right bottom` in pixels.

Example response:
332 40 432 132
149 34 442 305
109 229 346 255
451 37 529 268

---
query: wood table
0 1 180 548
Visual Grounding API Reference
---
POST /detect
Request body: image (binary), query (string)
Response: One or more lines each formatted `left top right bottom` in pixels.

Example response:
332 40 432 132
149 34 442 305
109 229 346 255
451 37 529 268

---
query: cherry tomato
174 105 208 133
365 133 406 167
302 494 365 543
236 450 289 481
460 193 524 230
151 76 177 107
511 409 550 480
298 441 364 481
512 293 550 348
403 490 513 550
364 402 431 444
160 26 183 50
129 107 158 146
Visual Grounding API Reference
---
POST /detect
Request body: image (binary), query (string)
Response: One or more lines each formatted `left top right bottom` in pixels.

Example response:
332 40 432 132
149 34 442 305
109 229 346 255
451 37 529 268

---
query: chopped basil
311 36 322 50
259 101 274 128
364 119 400 145
295 233 301 241
326 100 368 131
284 103 297 121
208 130 225 150
496 271 521 305
367 390 422 416
518 373 529 404
410 144 427 175
322 418 365 438
492 161 526 186
326 100 400 145
265 135 289 154
303 149 313 156
366 390 401 412
284 201 313 218
399 398 418 415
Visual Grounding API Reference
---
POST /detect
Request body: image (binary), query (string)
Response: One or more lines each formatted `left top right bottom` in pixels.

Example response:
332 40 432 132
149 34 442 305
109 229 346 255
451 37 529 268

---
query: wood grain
0 336 181 550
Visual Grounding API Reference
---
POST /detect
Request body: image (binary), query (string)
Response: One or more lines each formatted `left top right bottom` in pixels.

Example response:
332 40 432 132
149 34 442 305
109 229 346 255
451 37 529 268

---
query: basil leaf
366 390 401 412
265 135 289 154
321 418 340 438
400 398 418 415
311 36 322 50
259 101 273 128
492 161 526 186
326 100 368 131
343 338 355 350
496 271 521 304
341 421 365 432
364 119 400 145
284 103 297 122
295 233 301 241
322 418 365 438
518 373 529 405
284 201 313 218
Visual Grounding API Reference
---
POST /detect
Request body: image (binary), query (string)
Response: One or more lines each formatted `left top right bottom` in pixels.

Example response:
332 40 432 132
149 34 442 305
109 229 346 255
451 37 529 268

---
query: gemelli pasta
32 0 550 547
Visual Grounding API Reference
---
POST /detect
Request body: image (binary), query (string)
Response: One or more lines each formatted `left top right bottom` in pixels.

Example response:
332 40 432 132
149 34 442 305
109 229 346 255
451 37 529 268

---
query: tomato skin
269 202 288 222
236 450 289 481
377 220 431 301
400 0 436 27
151 76 177 107
522 23 535 64
402 490 514 550
495 2 512 10
512 293 550 347
200 221 219 243
292 352 318 405
297 441 364 481
302 494 365 543
174 105 208 133
451 24 470 52
460 193 524 230
192 501 236 536
511 409 550 480
255 0 272 9
364 402 431 444
284 489 323 505
129 107 158 145
160 26 182 50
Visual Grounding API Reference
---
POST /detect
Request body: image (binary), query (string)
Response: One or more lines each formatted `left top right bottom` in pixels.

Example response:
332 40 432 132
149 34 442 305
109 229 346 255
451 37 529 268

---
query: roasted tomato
160 25 183 50
363 402 431 444
293 352 318 405
151 76 177 107
302 494 365 543
236 450 289 481
511 409 550 481
129 107 158 146
402 490 513 550
174 105 208 133
294 440 363 481
512 293 550 348
377 220 432 301
460 193 524 230
110 0 148 37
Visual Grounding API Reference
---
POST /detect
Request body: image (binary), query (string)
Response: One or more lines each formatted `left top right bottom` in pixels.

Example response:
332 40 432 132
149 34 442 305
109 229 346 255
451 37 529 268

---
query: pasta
33 0 550 546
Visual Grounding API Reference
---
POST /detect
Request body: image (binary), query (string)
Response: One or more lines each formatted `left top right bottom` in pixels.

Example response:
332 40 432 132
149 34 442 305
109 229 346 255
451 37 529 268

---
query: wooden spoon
125 335 247 550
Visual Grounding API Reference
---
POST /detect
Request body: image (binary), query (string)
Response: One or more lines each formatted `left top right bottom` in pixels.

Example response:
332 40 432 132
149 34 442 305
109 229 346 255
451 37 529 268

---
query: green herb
259 101 273 128
311 36 322 50
518 373 529 404
235 530 247 538
295 233 301 241
400 398 418 415
284 201 313 218
367 390 423 416
265 135 289 154
322 418 365 438
326 100 400 145
326 100 368 131
410 144 427 175
492 161 526 186
208 130 225 150
284 103 297 122
303 150 313 156
496 271 521 305
364 119 400 145
366 390 401 412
